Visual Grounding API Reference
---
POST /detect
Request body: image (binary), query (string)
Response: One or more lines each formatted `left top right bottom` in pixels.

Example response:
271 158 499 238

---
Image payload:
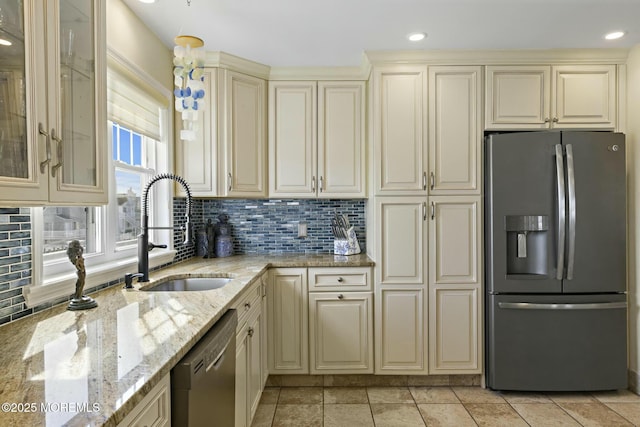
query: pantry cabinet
485 64 617 129
428 66 482 195
267 268 309 374
0 0 107 205
372 66 428 195
175 68 267 198
268 80 365 198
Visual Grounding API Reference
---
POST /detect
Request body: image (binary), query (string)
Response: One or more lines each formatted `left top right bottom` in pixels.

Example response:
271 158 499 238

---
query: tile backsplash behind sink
0 199 366 325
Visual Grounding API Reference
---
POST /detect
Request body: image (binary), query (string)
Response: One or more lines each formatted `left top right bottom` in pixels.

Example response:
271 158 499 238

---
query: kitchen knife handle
555 144 566 280
566 144 576 280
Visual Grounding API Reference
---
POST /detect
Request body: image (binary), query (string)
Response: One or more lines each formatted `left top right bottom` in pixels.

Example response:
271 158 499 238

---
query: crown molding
364 48 630 66
204 51 271 80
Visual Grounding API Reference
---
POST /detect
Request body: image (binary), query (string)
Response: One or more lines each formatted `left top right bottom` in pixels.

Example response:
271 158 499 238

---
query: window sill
23 250 177 308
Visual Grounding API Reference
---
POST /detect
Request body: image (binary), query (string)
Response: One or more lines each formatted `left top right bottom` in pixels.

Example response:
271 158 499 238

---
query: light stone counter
0 253 373 427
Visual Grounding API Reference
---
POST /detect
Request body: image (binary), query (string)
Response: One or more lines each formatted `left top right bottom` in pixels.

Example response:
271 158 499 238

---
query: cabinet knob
338 294 344 299
244 302 251 310
552 117 559 123
248 327 254 337
337 277 344 283
544 117 550 123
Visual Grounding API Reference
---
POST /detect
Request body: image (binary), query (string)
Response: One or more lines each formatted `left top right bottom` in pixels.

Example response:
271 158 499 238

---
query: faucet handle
124 272 144 289
148 242 168 251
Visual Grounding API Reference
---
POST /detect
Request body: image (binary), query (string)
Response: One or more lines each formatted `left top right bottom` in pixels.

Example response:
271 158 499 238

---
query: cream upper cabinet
267 268 309 374
220 70 267 197
372 66 428 195
175 69 217 196
428 66 482 195
375 197 428 286
309 291 373 374
486 64 616 129
428 196 482 374
176 68 267 198
0 0 107 205
269 80 365 198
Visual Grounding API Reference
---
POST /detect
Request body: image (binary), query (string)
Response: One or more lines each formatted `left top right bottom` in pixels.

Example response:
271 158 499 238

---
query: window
27 55 173 306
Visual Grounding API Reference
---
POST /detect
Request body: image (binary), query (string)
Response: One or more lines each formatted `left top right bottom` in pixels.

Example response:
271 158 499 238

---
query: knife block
334 227 361 255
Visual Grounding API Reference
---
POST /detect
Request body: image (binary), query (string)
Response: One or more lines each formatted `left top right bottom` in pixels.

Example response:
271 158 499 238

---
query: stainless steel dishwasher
172 309 237 427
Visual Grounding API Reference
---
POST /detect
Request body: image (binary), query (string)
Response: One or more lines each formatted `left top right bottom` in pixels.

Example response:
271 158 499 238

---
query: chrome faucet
124 173 193 288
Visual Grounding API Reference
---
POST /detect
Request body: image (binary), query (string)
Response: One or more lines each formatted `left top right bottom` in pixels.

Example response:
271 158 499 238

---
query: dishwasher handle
207 342 231 372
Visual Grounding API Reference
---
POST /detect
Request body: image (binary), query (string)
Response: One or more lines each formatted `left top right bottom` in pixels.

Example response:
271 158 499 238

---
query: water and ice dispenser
505 215 549 276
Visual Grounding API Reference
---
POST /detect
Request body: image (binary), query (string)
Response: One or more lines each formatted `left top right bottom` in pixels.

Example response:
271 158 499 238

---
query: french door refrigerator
485 131 627 391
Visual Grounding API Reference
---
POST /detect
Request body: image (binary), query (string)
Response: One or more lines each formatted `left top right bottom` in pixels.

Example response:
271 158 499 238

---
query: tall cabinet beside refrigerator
485 131 627 391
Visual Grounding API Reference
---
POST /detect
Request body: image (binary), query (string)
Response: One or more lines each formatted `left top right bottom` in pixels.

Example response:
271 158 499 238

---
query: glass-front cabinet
0 0 106 205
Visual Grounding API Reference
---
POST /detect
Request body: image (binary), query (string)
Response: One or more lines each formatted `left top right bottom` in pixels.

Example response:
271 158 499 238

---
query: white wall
627 44 640 390
106 0 173 91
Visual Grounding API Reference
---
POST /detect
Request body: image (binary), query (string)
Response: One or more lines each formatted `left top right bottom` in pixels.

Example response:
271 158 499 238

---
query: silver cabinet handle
312 176 316 193
430 201 435 220
566 144 576 280
337 277 344 283
422 172 427 190
319 176 324 192
555 144 566 280
227 172 232 192
430 172 435 190
39 123 51 173
337 294 344 300
422 202 427 221
498 302 626 311
50 128 63 178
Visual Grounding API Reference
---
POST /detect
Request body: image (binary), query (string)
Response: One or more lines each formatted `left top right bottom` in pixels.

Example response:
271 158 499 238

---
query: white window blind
107 69 168 140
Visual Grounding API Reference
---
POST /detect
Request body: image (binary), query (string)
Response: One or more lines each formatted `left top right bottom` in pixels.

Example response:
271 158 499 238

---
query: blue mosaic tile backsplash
197 199 367 255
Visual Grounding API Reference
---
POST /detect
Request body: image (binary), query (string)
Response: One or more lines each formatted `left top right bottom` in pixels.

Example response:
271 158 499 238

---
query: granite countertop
0 253 374 427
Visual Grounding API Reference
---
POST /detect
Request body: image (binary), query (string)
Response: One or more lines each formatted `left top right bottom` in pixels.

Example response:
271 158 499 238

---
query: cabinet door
175 69 217 197
317 81 365 197
48 0 107 204
267 268 308 373
0 1 49 204
428 196 481 285
309 292 373 374
235 331 248 427
429 285 481 373
375 287 427 374
222 70 267 197
375 197 428 286
247 307 263 423
428 66 481 195
485 65 551 129
372 66 428 195
260 273 269 388
269 81 317 197
552 65 616 128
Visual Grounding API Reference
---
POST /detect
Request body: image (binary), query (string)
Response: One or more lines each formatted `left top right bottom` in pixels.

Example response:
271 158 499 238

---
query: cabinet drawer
233 279 262 329
308 267 372 291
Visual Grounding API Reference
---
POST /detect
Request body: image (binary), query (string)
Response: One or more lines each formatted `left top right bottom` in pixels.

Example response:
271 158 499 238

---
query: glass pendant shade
173 35 205 141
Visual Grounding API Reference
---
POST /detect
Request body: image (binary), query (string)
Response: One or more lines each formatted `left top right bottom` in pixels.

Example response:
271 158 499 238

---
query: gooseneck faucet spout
126 173 193 287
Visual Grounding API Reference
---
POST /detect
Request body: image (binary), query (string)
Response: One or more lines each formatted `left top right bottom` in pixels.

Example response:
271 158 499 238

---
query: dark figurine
66 240 98 311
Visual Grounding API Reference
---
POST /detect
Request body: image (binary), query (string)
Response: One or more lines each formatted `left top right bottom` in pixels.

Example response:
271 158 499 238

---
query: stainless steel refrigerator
485 131 627 391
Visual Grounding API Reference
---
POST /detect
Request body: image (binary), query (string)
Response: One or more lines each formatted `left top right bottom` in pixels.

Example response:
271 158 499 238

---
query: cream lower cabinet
234 280 265 427
117 373 170 427
428 196 482 374
308 267 373 374
267 268 309 374
485 64 617 130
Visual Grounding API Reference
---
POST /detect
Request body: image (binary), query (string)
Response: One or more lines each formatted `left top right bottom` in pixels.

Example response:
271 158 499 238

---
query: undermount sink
142 276 232 292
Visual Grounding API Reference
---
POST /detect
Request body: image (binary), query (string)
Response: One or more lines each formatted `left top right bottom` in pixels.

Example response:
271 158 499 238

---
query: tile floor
250 386 640 426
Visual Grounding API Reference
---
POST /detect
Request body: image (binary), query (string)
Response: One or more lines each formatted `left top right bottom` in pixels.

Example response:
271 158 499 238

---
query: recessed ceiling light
605 31 625 40
407 32 427 42
0 39 12 46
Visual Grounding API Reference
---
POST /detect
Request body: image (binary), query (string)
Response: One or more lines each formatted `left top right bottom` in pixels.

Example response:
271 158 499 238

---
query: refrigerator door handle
566 144 576 280
498 302 627 310
555 144 566 280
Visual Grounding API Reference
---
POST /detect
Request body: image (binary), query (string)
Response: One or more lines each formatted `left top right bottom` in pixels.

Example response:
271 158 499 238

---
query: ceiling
122 0 640 67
